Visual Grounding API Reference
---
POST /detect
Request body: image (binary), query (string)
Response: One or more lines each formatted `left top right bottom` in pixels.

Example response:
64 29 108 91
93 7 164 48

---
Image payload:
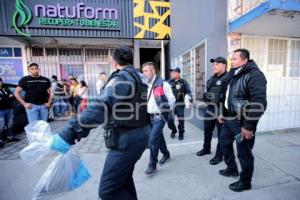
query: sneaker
159 156 170 165
7 137 21 143
145 166 157 176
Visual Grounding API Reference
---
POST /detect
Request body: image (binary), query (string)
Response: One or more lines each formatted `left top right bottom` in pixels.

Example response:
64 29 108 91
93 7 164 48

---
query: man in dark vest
50 46 150 200
196 57 233 166
168 67 193 140
219 49 267 192
0 77 21 148
142 62 175 175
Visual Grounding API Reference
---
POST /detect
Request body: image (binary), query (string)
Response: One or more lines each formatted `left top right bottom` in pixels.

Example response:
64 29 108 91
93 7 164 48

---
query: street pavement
0 111 300 200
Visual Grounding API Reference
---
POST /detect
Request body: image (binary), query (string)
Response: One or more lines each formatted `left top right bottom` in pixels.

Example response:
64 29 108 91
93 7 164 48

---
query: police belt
115 125 148 134
225 111 241 119
226 112 237 117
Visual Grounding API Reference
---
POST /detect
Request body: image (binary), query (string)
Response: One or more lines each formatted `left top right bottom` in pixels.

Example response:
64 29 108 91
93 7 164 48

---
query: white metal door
241 36 300 131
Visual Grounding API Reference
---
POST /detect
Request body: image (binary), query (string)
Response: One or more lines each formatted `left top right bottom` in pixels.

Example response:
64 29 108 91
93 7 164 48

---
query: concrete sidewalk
0 120 300 200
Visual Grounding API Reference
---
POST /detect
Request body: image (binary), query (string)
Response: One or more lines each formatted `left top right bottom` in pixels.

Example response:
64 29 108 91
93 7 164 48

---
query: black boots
219 167 239 177
196 149 211 156
229 180 251 192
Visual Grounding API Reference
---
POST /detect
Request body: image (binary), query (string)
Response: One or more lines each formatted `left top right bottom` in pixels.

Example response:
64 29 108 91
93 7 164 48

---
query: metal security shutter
29 46 112 98
31 47 60 79
84 47 111 97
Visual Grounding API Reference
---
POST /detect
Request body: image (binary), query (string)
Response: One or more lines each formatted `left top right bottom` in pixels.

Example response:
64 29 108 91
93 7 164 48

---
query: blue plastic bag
69 160 91 190
33 150 91 199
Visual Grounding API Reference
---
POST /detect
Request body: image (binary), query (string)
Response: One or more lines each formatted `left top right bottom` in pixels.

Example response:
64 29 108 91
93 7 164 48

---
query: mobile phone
235 132 243 143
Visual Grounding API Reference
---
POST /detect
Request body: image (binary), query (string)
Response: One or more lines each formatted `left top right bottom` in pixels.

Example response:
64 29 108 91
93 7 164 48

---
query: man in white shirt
142 62 175 176
96 72 106 95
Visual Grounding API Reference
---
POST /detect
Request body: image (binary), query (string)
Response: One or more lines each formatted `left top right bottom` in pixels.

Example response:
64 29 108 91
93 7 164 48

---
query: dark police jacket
168 78 192 103
59 65 149 145
203 71 233 115
226 60 267 131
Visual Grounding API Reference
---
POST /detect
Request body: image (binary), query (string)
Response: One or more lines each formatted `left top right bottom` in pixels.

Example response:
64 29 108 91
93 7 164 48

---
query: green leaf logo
12 0 32 37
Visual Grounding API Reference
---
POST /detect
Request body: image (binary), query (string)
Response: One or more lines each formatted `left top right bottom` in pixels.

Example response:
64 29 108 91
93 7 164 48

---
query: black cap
170 67 181 73
210 57 227 65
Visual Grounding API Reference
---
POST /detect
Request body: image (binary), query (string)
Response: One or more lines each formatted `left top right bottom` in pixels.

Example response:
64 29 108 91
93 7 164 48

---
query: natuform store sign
12 0 120 36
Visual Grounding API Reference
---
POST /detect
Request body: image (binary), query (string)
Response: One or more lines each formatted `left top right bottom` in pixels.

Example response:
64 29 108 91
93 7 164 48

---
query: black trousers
220 119 255 184
167 104 185 135
99 126 149 200
203 106 222 158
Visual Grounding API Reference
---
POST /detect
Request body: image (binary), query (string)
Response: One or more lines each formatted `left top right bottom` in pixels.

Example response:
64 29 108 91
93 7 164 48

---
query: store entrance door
140 48 161 72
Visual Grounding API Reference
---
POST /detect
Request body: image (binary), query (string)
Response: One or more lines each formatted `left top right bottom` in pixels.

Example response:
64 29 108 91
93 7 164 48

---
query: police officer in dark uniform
50 46 150 200
168 67 193 140
196 57 233 166
219 49 267 192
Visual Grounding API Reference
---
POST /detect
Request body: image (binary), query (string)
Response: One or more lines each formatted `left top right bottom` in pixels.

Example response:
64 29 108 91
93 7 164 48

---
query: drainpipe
133 40 140 69
161 40 165 79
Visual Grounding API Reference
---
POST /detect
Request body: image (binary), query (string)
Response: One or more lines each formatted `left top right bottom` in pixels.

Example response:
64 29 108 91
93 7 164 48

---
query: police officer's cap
170 67 181 73
210 57 227 65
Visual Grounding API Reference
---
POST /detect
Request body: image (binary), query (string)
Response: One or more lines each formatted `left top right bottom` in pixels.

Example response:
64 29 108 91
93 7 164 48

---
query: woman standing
53 80 67 118
69 78 79 115
77 80 89 112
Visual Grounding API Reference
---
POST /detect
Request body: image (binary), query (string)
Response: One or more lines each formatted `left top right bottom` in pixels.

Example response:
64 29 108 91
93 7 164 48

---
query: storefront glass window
13 48 22 57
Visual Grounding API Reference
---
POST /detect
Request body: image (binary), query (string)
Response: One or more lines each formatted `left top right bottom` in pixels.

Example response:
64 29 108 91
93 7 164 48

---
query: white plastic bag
20 121 53 165
19 120 91 199
24 120 52 144
185 95 192 109
33 149 91 200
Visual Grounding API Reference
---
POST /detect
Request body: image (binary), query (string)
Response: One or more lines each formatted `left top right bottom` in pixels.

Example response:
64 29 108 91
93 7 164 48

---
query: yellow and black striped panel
133 0 171 39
